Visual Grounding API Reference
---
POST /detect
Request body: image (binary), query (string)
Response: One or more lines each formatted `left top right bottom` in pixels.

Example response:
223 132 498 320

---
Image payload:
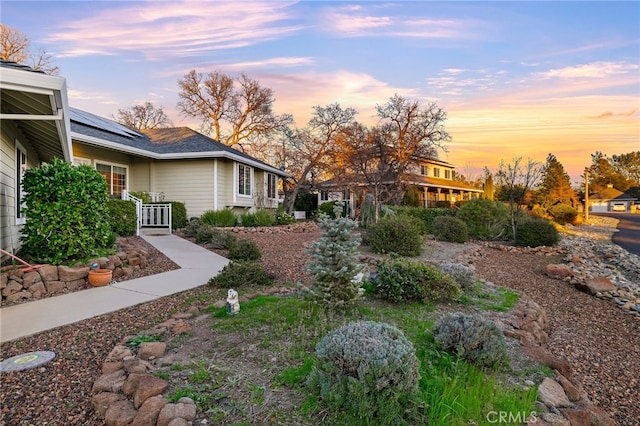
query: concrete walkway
0 235 229 343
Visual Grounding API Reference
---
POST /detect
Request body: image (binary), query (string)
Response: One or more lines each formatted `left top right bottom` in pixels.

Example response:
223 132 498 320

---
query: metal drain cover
0 351 56 372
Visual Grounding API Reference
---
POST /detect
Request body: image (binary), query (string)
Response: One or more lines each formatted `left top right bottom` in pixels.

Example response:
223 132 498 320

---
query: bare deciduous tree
282 103 357 213
0 24 59 75
113 101 173 130
375 94 451 203
496 157 542 242
177 70 292 151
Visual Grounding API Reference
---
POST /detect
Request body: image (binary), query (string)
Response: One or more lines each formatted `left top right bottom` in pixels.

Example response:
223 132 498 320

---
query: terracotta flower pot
88 269 112 287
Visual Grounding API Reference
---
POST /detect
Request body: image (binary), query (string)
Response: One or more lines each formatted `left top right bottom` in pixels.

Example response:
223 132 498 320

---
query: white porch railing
122 190 171 235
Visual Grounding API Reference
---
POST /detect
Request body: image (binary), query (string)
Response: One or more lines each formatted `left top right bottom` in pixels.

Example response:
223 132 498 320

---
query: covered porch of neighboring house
122 190 172 236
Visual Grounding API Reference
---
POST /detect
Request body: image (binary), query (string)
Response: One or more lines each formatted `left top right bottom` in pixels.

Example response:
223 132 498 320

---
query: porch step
140 227 172 236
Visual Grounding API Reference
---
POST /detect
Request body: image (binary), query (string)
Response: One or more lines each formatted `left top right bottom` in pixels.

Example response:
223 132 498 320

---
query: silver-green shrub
306 203 365 309
307 321 421 424
438 262 476 291
433 312 508 369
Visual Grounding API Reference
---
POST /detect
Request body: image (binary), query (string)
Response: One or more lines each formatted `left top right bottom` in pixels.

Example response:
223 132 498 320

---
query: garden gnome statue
227 289 240 315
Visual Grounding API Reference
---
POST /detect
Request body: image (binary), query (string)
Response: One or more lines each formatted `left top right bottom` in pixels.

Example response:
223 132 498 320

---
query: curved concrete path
0 235 229 343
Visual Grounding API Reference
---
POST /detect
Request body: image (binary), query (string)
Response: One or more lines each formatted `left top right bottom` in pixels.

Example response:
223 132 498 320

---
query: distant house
1 60 288 255
587 184 637 213
317 156 483 214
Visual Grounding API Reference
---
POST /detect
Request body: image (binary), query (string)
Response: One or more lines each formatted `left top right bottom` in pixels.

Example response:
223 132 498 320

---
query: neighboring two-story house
317 156 484 214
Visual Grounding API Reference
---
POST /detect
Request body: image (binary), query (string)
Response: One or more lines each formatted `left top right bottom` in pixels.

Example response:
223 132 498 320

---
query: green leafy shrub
307 321 421 425
306 203 365 309
239 212 257 227
549 203 578 225
515 217 559 247
168 201 187 230
364 215 424 256
129 191 153 203
438 262 476 292
19 159 112 264
317 201 341 219
432 216 468 243
433 312 508 369
374 259 461 303
392 206 455 234
107 199 138 236
456 199 510 240
208 261 273 287
402 186 421 207
227 239 261 261
254 209 275 226
275 208 296 225
184 218 237 247
435 201 452 208
201 208 237 227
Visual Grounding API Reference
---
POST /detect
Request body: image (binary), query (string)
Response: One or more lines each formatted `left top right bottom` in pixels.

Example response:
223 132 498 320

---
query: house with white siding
1 60 288 255
1 61 73 255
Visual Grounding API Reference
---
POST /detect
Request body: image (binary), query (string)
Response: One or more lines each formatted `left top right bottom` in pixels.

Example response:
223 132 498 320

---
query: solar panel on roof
69 107 142 138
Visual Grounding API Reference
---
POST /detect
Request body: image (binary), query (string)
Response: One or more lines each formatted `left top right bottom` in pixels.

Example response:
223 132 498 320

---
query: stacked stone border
1 238 151 306
91 286 297 426
501 297 615 425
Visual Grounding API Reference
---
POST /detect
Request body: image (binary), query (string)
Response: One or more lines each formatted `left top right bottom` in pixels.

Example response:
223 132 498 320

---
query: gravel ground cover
475 250 640 425
1 223 637 424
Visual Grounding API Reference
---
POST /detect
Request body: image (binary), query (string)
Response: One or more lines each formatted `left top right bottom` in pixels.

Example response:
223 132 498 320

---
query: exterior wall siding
152 160 215 218
1 125 39 254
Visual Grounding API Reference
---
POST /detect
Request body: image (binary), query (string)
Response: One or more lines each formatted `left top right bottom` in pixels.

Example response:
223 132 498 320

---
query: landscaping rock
131 395 167 426
92 392 126 417
138 342 166 360
133 375 168 409
58 265 89 281
545 264 574 280
538 377 573 409
92 369 127 394
104 399 137 426
575 276 617 295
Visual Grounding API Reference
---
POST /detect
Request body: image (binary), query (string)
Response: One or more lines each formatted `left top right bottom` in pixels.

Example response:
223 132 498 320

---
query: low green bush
227 239 261 261
364 215 424 256
456 199 510 240
239 212 257 227
201 209 237 227
107 199 138 236
254 209 275 226
307 321 422 425
432 216 468 243
549 203 578 225
208 261 273 287
433 312 509 370
184 218 237 247
275 209 296 225
515 217 559 247
374 259 461 303
392 206 455 234
317 201 342 219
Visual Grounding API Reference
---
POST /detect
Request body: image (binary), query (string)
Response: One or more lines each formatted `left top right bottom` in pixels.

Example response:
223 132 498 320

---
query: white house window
15 143 27 224
434 168 440 178
444 170 451 179
96 162 127 197
420 165 427 175
238 164 252 197
320 190 329 201
266 173 277 199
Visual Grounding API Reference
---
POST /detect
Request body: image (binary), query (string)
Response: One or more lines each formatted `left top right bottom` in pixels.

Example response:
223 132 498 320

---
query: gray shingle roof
69 107 288 177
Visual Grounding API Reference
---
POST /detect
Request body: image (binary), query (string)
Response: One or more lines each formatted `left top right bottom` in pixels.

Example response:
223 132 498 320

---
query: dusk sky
3 1 639 184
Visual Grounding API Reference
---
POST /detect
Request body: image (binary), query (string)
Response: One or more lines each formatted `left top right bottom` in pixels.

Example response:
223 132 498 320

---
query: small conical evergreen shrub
306 203 365 309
